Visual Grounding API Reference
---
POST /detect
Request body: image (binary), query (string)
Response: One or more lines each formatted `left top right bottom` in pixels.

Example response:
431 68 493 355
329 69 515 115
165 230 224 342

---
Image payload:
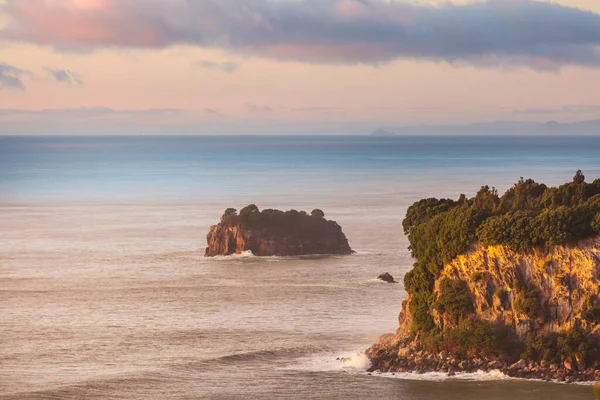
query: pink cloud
2 0 600 70
3 0 167 47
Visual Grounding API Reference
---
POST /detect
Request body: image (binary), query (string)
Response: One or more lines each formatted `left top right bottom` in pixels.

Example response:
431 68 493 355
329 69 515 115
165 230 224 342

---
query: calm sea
1 135 598 399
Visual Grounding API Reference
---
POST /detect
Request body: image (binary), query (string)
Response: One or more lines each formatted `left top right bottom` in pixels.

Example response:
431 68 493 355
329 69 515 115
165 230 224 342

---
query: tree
574 170 585 184
222 208 237 217
220 208 238 223
240 204 259 216
311 209 325 218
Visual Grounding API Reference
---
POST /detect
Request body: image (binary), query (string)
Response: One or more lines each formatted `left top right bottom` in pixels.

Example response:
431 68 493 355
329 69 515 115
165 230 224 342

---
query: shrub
472 271 487 282
514 288 544 320
435 278 474 325
401 172 600 349
592 212 600 233
311 209 325 218
495 288 510 309
522 327 599 367
441 317 520 360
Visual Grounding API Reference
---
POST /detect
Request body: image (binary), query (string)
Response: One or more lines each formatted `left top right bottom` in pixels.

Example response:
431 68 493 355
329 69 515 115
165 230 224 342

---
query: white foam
366 278 399 284
210 250 257 260
295 351 527 384
369 369 512 382
340 353 372 371
289 351 372 373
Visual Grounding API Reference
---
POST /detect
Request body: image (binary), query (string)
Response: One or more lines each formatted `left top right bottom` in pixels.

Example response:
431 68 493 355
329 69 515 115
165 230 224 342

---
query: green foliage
477 210 537 253
441 317 520 360
472 185 499 211
409 292 437 334
498 178 548 212
435 278 474 324
582 308 600 323
495 288 510 309
574 170 585 184
239 204 259 217
514 288 544 320
219 205 340 240
582 295 600 323
401 171 600 355
408 206 486 276
403 198 457 236
471 271 487 282
522 327 599 367
220 208 238 224
592 212 600 233
311 209 325 218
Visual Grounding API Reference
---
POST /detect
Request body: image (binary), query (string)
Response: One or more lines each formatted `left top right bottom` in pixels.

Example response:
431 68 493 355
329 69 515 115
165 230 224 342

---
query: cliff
205 205 353 257
367 173 600 382
367 237 600 382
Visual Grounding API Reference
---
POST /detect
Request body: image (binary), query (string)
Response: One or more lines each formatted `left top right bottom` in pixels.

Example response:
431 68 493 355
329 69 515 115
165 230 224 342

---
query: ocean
1 135 598 399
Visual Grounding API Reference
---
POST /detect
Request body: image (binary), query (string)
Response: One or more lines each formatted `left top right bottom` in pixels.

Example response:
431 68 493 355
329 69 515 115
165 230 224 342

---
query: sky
1 0 600 134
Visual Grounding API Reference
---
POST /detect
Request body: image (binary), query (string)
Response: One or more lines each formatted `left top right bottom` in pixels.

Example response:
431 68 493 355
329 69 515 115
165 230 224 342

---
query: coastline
366 335 600 383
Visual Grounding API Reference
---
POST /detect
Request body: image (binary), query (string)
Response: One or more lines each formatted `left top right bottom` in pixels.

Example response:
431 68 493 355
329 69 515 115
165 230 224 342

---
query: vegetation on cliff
205 205 353 256
400 171 600 365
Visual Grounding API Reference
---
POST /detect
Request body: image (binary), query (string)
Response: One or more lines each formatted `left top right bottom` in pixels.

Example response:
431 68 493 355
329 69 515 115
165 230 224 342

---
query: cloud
0 107 183 117
45 67 83 84
246 103 272 113
514 105 600 115
0 62 29 90
3 1 600 70
194 60 239 73
203 108 219 114
292 107 344 112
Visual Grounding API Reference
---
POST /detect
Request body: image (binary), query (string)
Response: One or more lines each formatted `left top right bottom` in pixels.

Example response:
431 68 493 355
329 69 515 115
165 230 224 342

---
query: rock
563 358 575 372
510 359 528 370
205 206 353 256
363 210 600 384
555 370 567 382
377 272 397 283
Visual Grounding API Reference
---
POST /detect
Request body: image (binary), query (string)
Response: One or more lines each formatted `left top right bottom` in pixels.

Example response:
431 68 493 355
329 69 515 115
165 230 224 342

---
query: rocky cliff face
205 206 353 257
367 236 600 382
433 237 600 338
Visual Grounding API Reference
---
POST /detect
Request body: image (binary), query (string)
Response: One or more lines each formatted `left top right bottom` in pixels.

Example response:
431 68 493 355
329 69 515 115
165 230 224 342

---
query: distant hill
367 119 600 136
370 128 397 136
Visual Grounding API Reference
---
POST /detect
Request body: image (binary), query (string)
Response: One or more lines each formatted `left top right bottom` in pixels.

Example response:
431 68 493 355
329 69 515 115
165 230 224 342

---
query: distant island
205 205 353 257
367 171 600 383
370 129 397 136
365 119 600 136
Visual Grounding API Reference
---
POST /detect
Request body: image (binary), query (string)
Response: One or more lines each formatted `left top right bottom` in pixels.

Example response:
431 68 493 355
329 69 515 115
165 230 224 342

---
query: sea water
1 135 598 399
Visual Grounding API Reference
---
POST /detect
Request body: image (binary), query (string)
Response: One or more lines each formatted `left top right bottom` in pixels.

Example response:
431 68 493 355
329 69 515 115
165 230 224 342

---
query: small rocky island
205 205 353 257
368 171 600 382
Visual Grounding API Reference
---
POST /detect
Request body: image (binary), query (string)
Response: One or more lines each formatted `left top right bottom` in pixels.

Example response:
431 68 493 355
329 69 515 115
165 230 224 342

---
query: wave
291 351 371 373
182 345 325 368
365 278 399 284
296 351 577 385
209 251 353 261
370 369 512 382
210 250 258 260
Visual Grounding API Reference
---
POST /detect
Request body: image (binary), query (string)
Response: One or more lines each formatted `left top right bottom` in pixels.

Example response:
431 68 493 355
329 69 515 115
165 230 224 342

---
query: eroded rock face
205 206 353 257
432 237 600 337
367 236 600 382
